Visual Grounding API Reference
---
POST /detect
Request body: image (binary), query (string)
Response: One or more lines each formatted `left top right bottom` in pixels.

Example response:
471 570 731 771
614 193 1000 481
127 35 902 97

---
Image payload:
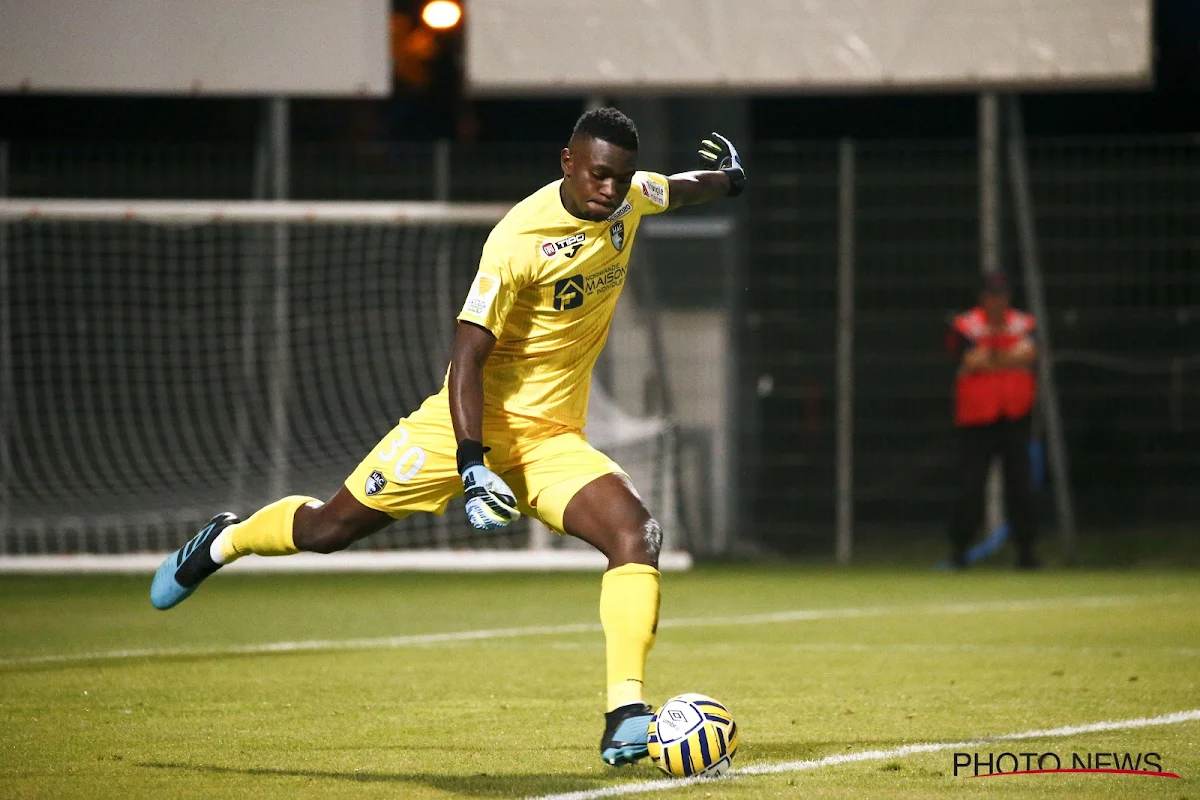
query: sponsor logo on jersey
461 272 501 318
554 275 585 311
584 263 626 295
551 263 628 311
609 220 625 251
606 200 633 222
365 470 388 496
541 232 586 259
640 177 667 207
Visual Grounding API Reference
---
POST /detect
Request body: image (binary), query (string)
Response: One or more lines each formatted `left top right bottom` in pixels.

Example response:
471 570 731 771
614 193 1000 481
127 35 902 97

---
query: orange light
421 0 462 30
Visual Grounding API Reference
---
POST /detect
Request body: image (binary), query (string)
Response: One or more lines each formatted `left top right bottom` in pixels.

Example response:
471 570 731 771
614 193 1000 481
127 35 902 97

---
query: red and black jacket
948 307 1037 427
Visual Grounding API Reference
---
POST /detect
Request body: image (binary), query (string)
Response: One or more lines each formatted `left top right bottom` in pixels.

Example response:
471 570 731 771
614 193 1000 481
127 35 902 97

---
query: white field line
0 593 1173 668
0 550 695 574
531 709 1200 800
702 642 1200 657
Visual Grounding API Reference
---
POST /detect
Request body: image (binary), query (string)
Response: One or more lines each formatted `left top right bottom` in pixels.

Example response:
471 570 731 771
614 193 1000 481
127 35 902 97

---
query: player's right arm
448 321 520 530
449 233 529 530
961 346 992 373
448 321 495 449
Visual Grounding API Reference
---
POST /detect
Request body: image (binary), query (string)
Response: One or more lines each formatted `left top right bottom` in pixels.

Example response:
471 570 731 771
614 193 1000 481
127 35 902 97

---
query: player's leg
948 423 994 567
543 472 661 766
561 473 660 569
151 402 462 610
226 487 395 556
149 489 393 611
999 415 1038 568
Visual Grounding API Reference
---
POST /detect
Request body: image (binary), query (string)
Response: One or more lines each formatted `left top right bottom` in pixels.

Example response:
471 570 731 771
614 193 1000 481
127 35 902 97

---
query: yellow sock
219 495 316 562
600 563 661 711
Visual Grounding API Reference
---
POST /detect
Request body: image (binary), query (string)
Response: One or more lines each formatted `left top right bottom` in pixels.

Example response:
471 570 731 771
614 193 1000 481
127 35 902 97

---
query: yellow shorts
344 392 625 534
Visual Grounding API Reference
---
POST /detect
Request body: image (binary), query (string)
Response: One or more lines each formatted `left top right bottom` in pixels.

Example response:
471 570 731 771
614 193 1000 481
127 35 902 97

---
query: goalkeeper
150 107 745 767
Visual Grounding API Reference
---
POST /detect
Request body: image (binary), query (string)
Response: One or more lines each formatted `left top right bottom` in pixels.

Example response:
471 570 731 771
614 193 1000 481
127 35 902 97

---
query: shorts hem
343 478 419 521
534 470 628 535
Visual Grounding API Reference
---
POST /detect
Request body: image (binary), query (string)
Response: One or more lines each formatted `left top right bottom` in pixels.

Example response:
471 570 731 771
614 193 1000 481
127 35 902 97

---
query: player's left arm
667 132 747 208
991 314 1038 369
993 337 1037 369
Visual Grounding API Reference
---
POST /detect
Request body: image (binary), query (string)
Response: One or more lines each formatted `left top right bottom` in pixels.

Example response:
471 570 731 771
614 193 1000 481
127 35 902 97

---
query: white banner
467 0 1151 94
0 0 390 96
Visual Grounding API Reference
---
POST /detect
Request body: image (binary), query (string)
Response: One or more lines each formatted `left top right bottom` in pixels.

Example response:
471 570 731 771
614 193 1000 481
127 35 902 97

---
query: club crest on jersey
609 220 625 251
606 200 633 222
541 232 586 259
365 470 388 496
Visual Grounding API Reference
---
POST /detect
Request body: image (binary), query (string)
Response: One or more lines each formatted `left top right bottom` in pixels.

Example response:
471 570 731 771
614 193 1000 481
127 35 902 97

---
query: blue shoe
601 702 654 766
150 513 239 610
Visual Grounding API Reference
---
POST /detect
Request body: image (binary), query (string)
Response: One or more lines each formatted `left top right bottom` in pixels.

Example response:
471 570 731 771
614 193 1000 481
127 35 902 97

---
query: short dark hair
571 107 639 151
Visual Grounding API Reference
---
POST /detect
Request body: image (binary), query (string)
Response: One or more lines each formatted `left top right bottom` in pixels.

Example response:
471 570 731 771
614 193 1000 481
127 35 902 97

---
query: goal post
0 198 691 571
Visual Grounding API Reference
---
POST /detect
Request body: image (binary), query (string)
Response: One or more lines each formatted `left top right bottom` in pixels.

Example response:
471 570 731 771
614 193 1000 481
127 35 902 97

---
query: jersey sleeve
630 171 670 216
457 229 533 338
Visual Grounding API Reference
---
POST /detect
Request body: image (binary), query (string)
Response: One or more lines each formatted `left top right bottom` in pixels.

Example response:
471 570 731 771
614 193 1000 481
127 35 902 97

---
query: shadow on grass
138 760 646 798
138 739 900 796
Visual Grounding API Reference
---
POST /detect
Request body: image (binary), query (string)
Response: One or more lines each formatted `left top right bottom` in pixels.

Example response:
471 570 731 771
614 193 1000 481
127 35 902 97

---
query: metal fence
746 135 1200 556
3 134 1197 559
4 141 558 202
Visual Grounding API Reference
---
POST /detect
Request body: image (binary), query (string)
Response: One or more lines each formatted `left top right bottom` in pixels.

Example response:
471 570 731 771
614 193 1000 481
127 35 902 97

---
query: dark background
2 0 1198 561
2 0 1198 145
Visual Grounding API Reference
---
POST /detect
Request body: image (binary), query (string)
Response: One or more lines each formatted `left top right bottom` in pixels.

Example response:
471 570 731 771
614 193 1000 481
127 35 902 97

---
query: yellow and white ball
647 693 738 778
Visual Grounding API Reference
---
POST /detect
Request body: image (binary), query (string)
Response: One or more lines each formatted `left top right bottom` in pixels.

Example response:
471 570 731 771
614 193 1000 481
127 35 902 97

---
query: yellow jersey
453 171 671 428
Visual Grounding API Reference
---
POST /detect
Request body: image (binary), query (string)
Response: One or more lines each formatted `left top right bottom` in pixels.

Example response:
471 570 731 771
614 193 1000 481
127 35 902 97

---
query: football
647 693 738 778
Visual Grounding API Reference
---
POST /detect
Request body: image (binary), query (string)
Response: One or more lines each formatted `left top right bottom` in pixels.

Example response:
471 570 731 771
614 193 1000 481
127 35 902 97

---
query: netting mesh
0 204 673 554
746 136 1200 553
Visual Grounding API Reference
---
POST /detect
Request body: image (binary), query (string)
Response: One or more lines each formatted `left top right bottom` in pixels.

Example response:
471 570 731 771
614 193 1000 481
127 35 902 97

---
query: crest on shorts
365 470 388 496
609 220 625 252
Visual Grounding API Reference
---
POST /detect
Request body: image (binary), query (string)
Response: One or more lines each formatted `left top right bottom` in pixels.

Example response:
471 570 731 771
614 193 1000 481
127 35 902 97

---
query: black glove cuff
457 439 487 474
722 167 746 197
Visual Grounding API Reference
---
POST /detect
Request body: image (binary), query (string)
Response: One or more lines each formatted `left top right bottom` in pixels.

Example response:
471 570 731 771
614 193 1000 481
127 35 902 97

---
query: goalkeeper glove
698 132 746 197
458 440 520 531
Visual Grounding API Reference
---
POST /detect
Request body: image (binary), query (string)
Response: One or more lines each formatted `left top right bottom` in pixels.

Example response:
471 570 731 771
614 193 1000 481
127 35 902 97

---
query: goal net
0 200 682 569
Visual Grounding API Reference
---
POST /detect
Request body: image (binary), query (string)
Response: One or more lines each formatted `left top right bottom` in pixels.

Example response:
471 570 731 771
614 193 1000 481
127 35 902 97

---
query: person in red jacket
947 272 1039 568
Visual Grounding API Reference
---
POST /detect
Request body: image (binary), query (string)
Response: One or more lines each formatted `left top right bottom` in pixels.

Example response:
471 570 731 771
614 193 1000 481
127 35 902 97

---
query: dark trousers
949 415 1037 564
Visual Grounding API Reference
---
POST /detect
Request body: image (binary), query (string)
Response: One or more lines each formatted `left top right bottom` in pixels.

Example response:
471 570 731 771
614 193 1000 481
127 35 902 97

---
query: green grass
1 566 1198 799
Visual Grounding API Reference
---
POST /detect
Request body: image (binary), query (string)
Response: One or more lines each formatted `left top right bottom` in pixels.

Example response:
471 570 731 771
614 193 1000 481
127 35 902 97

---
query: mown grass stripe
0 594 1170 668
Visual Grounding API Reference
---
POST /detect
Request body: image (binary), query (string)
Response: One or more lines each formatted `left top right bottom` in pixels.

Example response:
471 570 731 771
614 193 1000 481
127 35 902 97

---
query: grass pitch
1 566 1197 799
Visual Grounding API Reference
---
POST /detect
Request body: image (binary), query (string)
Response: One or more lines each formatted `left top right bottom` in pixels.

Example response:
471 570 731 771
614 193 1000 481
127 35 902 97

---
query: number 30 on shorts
377 428 426 483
